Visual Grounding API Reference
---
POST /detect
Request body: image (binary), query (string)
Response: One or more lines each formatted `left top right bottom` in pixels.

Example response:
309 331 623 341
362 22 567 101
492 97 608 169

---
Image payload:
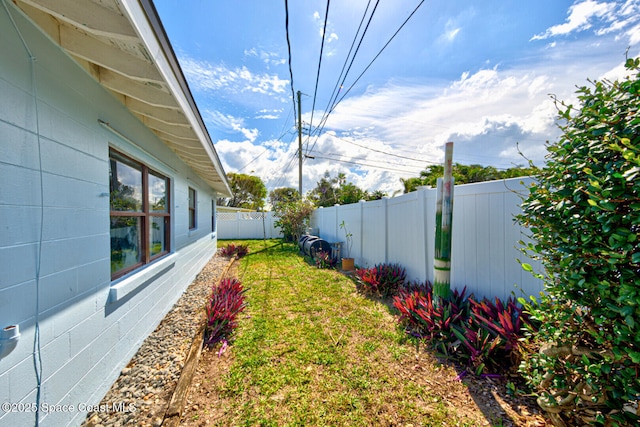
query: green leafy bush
517 57 640 426
355 263 407 297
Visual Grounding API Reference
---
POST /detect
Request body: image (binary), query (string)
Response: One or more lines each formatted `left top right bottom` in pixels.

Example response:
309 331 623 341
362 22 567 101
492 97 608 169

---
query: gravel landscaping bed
83 254 231 427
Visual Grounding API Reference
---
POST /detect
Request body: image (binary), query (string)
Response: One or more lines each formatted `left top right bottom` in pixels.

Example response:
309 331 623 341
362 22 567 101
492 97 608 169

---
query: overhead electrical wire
237 105 296 173
308 149 425 171
306 0 380 155
328 134 441 165
329 0 426 117
312 0 379 140
307 0 426 156
309 154 424 174
308 0 331 139
284 0 297 123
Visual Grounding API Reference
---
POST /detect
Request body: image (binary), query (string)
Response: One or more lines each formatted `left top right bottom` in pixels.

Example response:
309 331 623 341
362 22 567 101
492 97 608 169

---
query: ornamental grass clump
204 277 247 346
517 57 640 426
355 263 407 297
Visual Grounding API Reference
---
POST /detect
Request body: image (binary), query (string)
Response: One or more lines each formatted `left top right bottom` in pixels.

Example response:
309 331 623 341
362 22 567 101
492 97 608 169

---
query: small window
110 149 170 280
188 187 197 229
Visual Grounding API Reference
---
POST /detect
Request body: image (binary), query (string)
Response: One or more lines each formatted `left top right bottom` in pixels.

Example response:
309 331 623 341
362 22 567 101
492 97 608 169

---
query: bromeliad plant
469 297 530 354
451 296 531 374
205 277 248 346
355 263 407 298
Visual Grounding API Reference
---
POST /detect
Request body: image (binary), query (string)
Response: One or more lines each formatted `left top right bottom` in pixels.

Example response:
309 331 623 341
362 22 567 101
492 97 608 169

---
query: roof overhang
13 0 232 197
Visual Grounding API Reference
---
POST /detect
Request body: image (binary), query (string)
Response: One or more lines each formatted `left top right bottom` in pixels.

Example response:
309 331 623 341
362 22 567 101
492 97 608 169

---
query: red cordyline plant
392 279 532 375
218 243 249 258
355 263 407 297
393 285 469 342
204 277 247 346
451 297 531 374
469 296 530 352
315 250 337 269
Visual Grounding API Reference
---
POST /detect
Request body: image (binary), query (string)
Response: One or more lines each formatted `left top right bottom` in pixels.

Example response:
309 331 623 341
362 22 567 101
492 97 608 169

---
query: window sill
109 253 177 303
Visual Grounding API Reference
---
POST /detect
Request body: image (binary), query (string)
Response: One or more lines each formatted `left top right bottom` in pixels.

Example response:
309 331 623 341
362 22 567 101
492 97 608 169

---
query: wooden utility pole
297 90 303 195
434 141 454 301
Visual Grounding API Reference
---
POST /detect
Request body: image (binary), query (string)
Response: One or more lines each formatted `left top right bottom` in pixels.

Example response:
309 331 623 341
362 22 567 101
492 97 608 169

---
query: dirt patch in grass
180 240 549 427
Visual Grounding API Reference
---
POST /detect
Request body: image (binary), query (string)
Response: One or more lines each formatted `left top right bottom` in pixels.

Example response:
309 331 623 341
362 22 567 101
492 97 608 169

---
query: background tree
268 187 301 209
221 172 267 210
308 171 384 206
307 171 339 207
401 163 538 193
517 57 640 426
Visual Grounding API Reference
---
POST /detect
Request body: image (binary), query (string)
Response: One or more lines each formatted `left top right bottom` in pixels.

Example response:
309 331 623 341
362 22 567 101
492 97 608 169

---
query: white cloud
531 0 614 40
531 0 637 41
439 19 461 44
205 110 259 142
179 55 288 96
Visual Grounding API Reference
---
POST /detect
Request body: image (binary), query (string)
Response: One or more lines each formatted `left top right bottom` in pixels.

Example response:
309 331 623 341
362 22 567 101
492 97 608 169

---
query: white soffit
14 0 232 197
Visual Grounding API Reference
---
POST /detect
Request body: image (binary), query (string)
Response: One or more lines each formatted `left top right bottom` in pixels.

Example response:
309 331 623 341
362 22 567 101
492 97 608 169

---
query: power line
309 0 331 136
308 0 426 154
309 154 424 174
328 133 441 165
237 105 296 173
313 0 379 140
307 0 381 155
284 0 297 123
331 0 427 117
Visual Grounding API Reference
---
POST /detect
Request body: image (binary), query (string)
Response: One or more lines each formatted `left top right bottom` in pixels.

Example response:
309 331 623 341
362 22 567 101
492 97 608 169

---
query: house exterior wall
0 7 219 426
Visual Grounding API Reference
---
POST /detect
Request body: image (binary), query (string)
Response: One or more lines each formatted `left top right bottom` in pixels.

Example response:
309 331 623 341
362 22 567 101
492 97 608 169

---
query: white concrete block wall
1 6 222 426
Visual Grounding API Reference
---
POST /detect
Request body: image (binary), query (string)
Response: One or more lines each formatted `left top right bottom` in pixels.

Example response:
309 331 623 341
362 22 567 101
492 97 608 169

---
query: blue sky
154 0 640 196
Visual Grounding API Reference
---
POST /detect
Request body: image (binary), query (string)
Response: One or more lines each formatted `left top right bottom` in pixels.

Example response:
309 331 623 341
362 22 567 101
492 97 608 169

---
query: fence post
434 142 454 300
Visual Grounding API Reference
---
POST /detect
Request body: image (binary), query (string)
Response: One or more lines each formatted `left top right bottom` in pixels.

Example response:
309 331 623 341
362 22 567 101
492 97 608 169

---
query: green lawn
208 239 492 427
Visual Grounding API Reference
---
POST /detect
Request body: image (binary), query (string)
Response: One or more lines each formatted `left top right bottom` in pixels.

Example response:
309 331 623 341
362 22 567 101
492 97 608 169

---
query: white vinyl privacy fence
309 177 543 301
216 211 283 240
217 177 544 300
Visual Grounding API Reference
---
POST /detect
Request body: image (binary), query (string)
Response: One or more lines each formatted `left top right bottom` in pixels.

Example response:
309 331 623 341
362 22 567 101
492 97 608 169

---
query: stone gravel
83 254 231 427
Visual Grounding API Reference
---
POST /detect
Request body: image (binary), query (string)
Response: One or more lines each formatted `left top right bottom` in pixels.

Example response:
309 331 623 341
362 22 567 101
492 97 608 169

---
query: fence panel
310 177 543 300
361 199 386 267
217 212 282 240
